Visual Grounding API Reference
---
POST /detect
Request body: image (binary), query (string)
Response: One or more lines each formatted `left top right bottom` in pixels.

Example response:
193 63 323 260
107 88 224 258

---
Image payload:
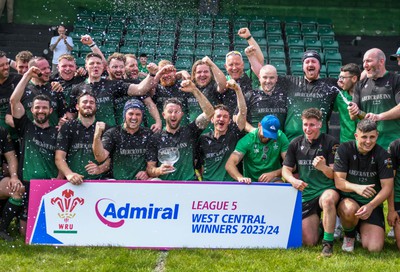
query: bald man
242 64 288 132
348 48 400 150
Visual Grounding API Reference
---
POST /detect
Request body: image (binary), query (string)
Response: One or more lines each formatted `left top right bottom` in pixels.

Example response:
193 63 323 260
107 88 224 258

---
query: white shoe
388 227 395 238
334 226 343 239
342 237 355 252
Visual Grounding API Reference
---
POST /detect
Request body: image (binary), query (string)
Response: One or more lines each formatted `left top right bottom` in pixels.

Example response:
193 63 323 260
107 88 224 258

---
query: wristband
89 43 96 48
245 35 252 40
149 73 156 77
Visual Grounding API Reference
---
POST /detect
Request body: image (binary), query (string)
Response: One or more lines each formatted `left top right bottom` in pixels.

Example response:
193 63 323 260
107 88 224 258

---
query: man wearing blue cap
282 108 339 257
225 115 289 183
92 99 153 180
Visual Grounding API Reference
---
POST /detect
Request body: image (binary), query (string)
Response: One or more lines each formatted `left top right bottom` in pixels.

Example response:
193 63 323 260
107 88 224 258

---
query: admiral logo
95 198 179 228
50 189 85 234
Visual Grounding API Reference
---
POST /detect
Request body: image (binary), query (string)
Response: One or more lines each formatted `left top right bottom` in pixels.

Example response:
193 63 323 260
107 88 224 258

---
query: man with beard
189 56 225 123
69 52 157 127
56 91 110 185
348 48 400 150
246 48 338 142
333 63 361 143
242 47 288 131
125 54 139 80
282 108 339 257
93 99 152 180
146 80 214 181
226 115 288 183
10 56 66 128
10 66 62 236
197 79 246 181
151 60 191 127
106 53 161 131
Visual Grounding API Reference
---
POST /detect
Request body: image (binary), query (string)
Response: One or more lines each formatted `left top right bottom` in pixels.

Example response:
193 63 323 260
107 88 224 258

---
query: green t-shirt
14 114 58 181
353 72 400 150
235 129 289 182
333 90 357 143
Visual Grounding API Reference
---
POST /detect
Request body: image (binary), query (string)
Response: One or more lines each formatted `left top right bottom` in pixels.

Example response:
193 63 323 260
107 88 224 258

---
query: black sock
0 198 23 232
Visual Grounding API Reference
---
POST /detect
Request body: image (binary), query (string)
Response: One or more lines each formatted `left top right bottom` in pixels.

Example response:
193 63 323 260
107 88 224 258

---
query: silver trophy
158 147 180 173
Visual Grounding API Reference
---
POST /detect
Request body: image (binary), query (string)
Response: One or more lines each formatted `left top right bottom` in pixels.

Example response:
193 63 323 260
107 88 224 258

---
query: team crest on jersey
371 156 375 165
301 145 304 150
385 158 393 169
353 155 357 161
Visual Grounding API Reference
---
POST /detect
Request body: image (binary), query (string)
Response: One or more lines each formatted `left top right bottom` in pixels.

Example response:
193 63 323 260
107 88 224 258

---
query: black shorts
341 197 385 229
302 196 322 219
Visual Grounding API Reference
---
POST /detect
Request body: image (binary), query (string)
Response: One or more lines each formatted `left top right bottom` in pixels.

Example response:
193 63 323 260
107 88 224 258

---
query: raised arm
80 34 107 66
10 66 41 118
202 56 227 93
127 63 158 96
180 80 215 128
226 79 247 131
238 28 264 64
92 121 110 163
244 45 263 78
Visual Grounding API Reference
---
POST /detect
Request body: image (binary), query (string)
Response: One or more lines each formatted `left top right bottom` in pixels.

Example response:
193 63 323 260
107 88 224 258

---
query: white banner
27 180 302 249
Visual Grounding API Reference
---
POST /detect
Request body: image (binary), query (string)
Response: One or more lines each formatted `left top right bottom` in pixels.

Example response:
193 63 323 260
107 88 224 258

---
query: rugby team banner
26 180 302 249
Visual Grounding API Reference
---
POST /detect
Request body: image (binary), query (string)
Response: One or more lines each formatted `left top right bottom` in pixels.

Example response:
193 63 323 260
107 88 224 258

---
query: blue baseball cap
260 115 280 140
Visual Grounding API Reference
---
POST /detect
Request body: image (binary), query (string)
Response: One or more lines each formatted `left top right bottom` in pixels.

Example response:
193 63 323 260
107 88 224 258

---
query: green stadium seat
291 63 303 73
177 45 194 57
71 49 80 59
213 35 230 47
179 32 195 44
305 40 322 51
76 57 86 67
195 46 212 58
289 51 304 62
98 44 119 55
287 38 304 49
274 63 288 75
213 46 228 58
268 38 284 47
269 51 286 61
268 45 285 54
325 52 342 64
318 28 335 39
196 32 212 45
119 45 137 54
175 56 193 70
327 63 342 76
251 29 266 38
322 40 339 51
285 27 301 36
234 36 248 46
234 21 249 31
258 38 267 47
